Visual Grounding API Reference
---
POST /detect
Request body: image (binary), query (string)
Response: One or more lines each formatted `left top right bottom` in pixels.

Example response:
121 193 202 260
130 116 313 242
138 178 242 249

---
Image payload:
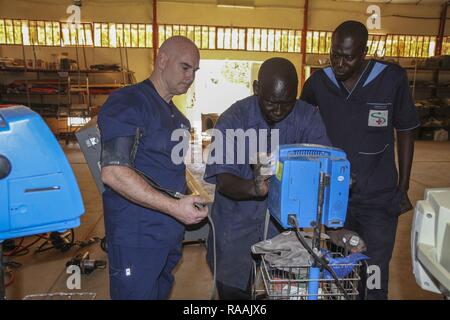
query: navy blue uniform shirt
301 60 420 207
98 80 190 248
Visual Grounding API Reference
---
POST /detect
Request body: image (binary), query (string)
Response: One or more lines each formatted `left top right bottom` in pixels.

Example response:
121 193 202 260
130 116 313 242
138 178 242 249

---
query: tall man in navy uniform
98 36 208 300
301 21 420 300
204 58 331 299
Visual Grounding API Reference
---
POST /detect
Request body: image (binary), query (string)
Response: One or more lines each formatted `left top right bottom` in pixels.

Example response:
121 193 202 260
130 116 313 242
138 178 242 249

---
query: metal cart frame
252 243 366 300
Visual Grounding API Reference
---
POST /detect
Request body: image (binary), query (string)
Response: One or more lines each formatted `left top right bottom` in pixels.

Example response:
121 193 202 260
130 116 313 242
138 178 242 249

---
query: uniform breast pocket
356 103 392 155
366 102 392 132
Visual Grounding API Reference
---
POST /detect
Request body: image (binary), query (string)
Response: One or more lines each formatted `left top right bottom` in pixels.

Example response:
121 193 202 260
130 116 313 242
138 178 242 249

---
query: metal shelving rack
0 43 136 142
406 62 450 139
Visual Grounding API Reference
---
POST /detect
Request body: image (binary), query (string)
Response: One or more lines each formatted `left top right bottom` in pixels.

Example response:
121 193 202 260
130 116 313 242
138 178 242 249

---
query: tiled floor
4 141 450 300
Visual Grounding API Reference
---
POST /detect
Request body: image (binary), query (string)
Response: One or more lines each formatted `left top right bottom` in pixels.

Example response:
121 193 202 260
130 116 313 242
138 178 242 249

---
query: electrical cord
2 236 46 288
206 208 218 300
132 166 218 299
100 236 108 253
35 229 75 253
5 261 22 269
289 215 350 300
66 251 107 275
4 269 14 288
2 231 102 290
110 167 215 295
4 235 46 257
131 166 218 297
34 230 101 253
3 238 24 256
133 167 184 199
4 230 101 257
1 261 21 288
76 236 103 248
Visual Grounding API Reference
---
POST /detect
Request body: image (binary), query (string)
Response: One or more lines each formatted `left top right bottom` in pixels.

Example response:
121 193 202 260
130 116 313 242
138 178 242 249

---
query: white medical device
412 188 450 298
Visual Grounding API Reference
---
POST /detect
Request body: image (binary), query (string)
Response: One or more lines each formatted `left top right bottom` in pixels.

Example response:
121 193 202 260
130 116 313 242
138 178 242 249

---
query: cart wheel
100 236 108 253
251 259 266 300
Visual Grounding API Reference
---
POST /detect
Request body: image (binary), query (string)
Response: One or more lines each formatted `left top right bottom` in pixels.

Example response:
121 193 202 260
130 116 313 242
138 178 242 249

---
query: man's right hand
174 195 208 225
254 175 269 197
251 153 273 197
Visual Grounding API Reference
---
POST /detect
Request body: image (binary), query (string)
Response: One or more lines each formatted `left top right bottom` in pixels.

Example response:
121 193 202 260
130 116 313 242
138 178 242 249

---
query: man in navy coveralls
204 57 331 299
98 36 208 300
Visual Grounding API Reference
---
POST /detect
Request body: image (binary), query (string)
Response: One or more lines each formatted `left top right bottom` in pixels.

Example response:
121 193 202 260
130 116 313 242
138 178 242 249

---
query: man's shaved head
151 36 200 100
253 58 298 125
333 20 368 52
158 36 200 61
257 58 298 93
330 21 368 82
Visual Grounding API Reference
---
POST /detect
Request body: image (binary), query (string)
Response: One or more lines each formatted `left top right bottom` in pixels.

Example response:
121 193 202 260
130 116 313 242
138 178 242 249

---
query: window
246 28 300 52
368 34 385 57
123 24 131 47
14 20 22 44
160 24 217 49
37 21 45 45
384 34 436 58
310 32 436 58
0 19 5 44
61 22 92 46
442 36 450 55
0 18 441 58
131 24 138 47
68 117 91 127
5 19 15 44
146 24 152 47
306 30 332 54
94 22 150 48
209 26 216 49
138 24 146 48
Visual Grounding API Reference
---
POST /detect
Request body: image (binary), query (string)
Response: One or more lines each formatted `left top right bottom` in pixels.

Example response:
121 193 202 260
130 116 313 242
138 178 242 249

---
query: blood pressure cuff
100 129 182 199
101 129 140 168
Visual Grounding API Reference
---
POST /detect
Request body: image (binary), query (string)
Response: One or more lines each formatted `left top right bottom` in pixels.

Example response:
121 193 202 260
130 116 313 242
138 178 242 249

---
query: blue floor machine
0 105 85 299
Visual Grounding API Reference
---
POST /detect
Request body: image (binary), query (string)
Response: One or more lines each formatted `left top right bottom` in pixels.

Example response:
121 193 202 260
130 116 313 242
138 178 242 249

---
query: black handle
0 155 11 180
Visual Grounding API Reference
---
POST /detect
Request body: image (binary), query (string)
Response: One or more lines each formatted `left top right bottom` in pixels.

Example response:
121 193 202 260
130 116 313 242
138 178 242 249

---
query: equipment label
368 109 388 127
275 162 283 181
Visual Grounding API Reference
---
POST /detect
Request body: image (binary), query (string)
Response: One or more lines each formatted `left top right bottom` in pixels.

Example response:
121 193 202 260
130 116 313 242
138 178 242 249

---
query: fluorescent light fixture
217 0 255 9
217 4 255 9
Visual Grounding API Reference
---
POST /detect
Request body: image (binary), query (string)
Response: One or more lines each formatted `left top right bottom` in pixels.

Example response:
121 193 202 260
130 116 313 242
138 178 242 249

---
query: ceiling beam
435 0 448 56
301 0 309 87
153 0 158 67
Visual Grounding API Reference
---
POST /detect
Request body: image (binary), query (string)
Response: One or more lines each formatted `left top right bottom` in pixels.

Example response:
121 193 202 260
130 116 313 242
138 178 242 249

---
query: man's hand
251 152 273 197
327 228 367 253
398 189 413 215
396 129 415 215
174 195 208 225
254 175 270 197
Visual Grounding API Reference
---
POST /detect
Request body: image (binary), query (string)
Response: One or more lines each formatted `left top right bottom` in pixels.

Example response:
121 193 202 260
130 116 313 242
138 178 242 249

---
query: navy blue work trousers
345 204 399 300
107 243 182 300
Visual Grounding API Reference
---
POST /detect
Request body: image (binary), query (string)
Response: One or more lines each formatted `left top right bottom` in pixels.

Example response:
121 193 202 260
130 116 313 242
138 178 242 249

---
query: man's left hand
398 189 413 215
251 152 273 197
327 228 367 253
